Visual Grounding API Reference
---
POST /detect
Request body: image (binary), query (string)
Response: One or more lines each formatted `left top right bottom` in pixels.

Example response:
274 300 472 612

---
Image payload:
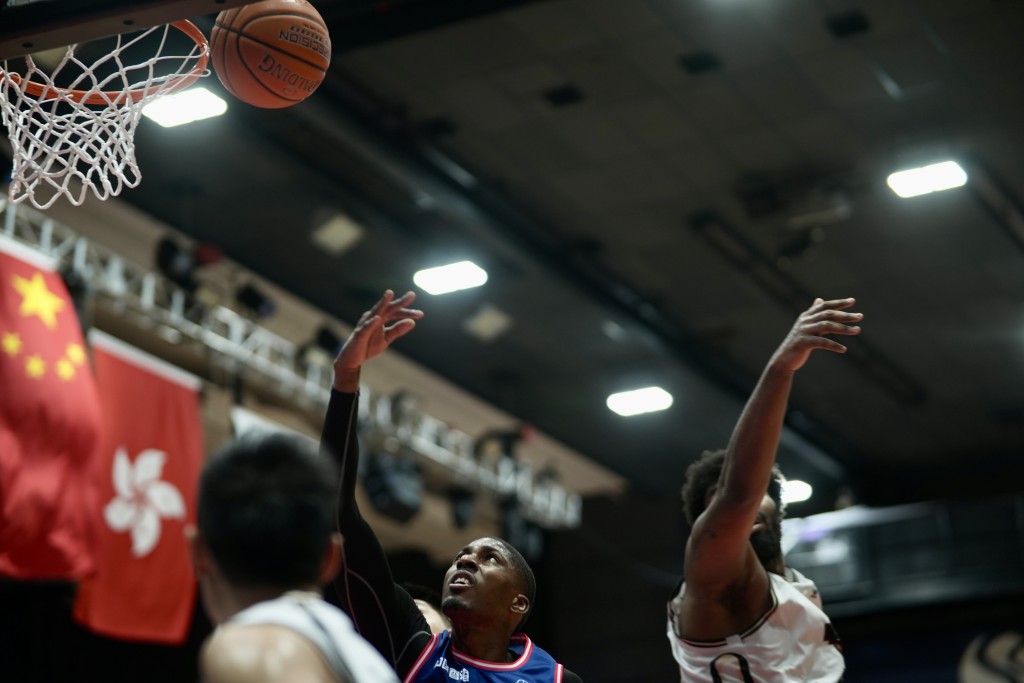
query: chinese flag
0 237 102 579
73 331 203 644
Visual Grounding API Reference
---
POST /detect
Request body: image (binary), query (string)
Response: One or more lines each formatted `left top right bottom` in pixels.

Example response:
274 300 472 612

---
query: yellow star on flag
25 354 46 379
12 272 65 330
2 332 20 356
66 343 86 366
56 358 76 381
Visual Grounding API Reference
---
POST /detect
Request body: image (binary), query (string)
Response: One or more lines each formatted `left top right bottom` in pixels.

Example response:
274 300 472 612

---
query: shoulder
200 624 339 683
563 669 584 683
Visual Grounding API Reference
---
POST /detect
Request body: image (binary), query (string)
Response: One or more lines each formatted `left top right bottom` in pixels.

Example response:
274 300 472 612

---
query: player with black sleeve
322 289 582 683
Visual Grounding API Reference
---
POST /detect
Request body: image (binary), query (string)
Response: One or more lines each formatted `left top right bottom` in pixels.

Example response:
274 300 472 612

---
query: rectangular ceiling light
413 260 488 295
311 212 365 256
886 160 967 198
606 386 673 417
142 87 227 128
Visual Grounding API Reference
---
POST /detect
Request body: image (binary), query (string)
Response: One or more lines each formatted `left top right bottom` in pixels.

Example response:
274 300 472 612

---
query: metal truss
0 198 581 528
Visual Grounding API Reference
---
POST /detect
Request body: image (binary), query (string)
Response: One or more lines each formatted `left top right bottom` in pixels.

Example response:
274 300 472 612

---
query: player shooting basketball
321 289 583 683
667 298 857 682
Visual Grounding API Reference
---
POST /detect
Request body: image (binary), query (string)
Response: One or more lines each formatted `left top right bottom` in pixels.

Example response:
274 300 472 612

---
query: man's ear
511 593 530 616
318 532 344 585
186 524 212 577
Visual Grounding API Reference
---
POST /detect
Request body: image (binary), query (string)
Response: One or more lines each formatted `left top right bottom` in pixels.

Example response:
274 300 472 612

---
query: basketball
210 0 331 109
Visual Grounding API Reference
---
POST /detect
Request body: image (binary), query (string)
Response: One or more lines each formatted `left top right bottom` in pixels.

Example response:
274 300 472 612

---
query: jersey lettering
709 653 754 683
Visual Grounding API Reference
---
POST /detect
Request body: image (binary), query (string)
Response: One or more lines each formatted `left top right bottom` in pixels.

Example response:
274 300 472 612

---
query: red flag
0 236 102 579
73 331 203 644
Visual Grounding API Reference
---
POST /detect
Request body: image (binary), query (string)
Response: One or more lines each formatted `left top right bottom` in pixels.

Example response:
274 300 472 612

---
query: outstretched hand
770 297 863 373
333 290 424 391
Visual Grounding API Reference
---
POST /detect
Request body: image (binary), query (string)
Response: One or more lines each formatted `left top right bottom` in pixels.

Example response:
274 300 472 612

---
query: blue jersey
404 631 565 683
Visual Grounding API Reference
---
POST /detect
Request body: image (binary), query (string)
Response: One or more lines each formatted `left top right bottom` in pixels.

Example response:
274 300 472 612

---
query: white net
0 21 209 210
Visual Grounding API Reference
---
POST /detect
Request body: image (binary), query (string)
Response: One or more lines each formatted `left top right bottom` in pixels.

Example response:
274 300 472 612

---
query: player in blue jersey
667 298 855 682
321 289 581 683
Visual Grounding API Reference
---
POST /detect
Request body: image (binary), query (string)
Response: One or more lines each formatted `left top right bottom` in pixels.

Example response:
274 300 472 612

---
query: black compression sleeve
321 389 431 674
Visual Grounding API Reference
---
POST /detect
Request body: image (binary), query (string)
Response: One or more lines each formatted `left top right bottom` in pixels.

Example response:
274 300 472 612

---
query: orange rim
4 20 209 106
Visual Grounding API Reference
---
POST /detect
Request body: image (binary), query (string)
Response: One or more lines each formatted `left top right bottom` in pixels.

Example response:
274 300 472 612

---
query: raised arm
684 298 862 592
321 290 430 669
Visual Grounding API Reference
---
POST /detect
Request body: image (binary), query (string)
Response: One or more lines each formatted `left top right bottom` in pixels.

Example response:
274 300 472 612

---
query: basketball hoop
0 20 209 210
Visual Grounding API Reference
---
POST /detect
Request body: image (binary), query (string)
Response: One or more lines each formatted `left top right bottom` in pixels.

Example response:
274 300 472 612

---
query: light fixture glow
413 260 488 295
781 479 813 505
142 87 227 127
606 386 673 417
886 161 967 198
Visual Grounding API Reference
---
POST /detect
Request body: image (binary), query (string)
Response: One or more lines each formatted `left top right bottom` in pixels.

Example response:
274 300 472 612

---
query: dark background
3 0 1024 681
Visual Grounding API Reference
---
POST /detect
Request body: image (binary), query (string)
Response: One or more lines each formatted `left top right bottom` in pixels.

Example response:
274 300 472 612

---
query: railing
0 197 582 528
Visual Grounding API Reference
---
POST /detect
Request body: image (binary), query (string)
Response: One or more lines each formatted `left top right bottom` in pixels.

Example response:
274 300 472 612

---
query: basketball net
0 21 209 210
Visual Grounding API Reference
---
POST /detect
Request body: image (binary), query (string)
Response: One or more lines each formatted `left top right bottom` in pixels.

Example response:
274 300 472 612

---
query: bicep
683 498 760 587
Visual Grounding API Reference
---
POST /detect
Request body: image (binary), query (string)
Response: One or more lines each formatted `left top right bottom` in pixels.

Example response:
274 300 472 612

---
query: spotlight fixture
297 325 344 368
362 450 423 523
154 237 221 292
235 282 275 319
501 500 545 563
448 487 475 529
473 424 534 461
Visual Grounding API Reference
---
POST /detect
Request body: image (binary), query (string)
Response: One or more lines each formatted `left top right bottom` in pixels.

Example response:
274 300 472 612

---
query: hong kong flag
73 331 203 644
0 236 102 579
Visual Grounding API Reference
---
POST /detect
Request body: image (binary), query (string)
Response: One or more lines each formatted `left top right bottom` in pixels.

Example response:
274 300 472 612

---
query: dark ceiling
11 0 1024 515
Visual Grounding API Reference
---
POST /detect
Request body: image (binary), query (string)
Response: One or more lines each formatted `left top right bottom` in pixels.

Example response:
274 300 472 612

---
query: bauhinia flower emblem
103 447 185 557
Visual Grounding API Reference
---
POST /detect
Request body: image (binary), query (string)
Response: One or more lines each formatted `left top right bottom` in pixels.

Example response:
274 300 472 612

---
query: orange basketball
210 0 331 109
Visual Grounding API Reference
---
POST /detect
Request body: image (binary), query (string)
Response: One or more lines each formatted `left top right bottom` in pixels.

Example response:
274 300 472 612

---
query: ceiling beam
318 0 556 53
309 71 856 477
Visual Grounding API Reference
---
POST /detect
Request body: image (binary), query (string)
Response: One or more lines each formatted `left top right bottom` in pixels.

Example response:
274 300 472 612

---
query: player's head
441 536 536 633
680 449 786 568
192 432 340 622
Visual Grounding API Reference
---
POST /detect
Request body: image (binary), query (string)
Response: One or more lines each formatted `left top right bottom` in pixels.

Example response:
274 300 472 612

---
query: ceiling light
462 303 513 343
886 161 967 198
311 212 365 256
413 260 488 295
142 87 227 127
297 326 343 368
606 386 673 417
782 479 813 505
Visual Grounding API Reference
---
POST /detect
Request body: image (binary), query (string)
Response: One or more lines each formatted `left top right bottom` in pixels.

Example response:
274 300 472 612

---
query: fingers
383 291 424 320
803 319 862 337
804 336 850 354
384 318 417 342
809 296 856 311
805 297 862 328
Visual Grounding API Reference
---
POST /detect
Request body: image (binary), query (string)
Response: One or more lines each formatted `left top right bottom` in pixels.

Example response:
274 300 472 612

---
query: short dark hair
680 449 785 527
495 537 536 630
198 432 338 588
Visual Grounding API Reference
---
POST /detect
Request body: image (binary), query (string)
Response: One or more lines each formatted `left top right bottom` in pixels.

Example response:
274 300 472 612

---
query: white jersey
230 591 400 683
667 568 844 682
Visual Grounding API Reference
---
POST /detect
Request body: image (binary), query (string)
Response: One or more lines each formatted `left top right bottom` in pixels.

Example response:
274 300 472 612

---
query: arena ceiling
6 0 1024 516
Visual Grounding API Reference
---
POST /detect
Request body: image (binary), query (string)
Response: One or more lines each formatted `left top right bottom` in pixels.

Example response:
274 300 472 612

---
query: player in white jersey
667 298 857 682
188 431 400 683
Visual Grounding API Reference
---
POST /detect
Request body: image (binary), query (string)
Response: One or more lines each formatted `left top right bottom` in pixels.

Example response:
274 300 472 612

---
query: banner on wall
0 236 102 579
73 331 204 644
